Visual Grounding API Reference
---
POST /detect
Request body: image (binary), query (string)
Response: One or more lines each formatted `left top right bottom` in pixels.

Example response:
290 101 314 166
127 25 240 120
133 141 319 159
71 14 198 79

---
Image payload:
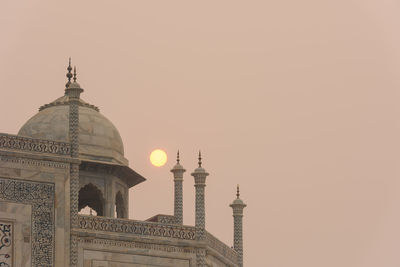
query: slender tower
170 150 186 224
230 185 247 267
191 151 209 267
66 61 84 267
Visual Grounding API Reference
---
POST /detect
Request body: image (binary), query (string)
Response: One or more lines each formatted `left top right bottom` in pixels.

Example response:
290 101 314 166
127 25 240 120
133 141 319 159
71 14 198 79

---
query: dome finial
237 184 240 198
198 150 202 167
73 66 77 82
177 150 180 164
66 57 73 88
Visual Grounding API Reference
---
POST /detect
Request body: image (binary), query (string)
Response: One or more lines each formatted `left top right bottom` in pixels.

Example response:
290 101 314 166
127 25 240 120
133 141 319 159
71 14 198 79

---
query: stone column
124 187 129 218
191 152 209 267
170 151 186 224
104 178 113 217
66 62 84 267
230 185 247 267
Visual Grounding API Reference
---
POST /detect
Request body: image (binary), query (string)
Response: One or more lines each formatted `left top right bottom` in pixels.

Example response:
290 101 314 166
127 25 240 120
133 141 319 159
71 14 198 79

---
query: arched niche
79 183 105 216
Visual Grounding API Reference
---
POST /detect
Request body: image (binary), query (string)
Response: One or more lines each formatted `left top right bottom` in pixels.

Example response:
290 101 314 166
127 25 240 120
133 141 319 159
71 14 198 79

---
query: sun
150 149 167 167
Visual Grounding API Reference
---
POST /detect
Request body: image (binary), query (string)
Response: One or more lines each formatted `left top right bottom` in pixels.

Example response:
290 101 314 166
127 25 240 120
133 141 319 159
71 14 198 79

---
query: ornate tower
191 151 209 235
191 151 209 266
230 185 247 267
170 151 186 224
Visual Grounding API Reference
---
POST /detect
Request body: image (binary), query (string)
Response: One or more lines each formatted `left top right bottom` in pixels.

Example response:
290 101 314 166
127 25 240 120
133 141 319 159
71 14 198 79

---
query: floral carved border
0 134 71 156
0 177 55 267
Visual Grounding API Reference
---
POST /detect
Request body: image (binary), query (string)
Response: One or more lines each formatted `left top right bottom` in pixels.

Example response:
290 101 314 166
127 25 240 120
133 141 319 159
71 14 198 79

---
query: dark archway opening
115 191 125 218
79 183 104 216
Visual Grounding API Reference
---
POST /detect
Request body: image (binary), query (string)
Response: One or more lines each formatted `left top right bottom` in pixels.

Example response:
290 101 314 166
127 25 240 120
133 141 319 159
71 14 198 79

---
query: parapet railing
0 133 71 156
78 215 196 240
206 231 239 264
78 215 238 263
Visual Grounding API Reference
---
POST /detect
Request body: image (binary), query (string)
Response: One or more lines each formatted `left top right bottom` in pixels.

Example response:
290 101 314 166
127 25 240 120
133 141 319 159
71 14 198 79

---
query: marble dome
18 94 128 165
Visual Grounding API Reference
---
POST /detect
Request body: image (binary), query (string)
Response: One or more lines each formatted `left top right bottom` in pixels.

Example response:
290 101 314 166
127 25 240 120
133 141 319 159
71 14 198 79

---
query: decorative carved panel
0 178 55 267
0 133 70 156
0 221 13 267
78 215 196 240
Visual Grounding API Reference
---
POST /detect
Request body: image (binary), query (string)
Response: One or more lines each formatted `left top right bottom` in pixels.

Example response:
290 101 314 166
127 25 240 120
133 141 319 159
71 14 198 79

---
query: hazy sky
1 1 400 266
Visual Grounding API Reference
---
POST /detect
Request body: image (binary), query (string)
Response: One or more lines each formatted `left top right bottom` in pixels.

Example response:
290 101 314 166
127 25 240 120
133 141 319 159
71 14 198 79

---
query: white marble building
0 60 246 267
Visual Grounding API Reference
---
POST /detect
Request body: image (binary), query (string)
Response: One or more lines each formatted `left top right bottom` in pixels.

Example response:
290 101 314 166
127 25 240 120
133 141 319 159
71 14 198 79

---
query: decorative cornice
0 155 69 169
39 96 99 112
77 215 196 240
0 133 71 156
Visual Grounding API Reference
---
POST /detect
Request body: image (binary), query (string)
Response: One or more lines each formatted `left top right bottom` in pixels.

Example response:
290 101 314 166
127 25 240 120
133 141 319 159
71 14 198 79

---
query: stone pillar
104 178 113 217
191 152 209 267
66 62 84 267
230 185 247 267
170 151 185 224
124 186 129 218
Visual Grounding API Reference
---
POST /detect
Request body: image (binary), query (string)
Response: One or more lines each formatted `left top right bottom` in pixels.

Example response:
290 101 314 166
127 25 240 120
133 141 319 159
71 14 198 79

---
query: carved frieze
78 215 196 240
0 155 69 169
0 134 70 156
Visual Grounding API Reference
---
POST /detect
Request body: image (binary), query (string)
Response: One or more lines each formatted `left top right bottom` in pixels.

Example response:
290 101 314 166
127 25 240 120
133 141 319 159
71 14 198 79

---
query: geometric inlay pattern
0 178 55 267
0 221 13 267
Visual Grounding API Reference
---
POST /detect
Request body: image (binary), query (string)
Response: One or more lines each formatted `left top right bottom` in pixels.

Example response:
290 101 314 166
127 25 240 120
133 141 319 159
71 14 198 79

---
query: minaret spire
66 57 73 88
171 150 186 225
73 66 77 82
198 150 202 167
230 185 247 267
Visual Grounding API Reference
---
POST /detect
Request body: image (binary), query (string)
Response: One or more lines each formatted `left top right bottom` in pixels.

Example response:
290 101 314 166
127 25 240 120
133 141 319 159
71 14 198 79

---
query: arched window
78 183 104 216
115 191 125 218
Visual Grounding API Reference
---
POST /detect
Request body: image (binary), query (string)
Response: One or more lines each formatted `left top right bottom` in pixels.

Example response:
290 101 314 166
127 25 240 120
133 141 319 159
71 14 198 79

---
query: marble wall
0 148 71 267
0 202 31 267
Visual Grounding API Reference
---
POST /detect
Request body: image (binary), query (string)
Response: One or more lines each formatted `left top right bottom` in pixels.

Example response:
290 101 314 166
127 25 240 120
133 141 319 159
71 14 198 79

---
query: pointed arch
79 183 104 216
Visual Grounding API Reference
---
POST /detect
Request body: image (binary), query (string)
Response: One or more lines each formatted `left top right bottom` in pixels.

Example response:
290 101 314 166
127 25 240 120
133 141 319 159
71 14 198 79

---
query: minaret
170 150 186 224
230 185 247 267
191 151 209 236
191 151 209 267
66 60 83 267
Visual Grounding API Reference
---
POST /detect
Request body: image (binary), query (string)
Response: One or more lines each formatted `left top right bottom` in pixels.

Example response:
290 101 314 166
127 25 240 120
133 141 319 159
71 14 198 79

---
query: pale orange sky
1 1 400 266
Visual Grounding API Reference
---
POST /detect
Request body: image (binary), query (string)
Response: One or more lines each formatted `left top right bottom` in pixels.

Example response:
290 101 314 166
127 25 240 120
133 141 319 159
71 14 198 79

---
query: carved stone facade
0 63 244 267
0 131 240 267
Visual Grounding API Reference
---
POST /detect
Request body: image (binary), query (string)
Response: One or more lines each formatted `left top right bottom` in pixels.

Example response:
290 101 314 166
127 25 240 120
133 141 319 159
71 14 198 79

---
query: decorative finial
237 184 240 198
66 57 73 88
198 150 202 167
73 66 77 82
177 150 180 164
